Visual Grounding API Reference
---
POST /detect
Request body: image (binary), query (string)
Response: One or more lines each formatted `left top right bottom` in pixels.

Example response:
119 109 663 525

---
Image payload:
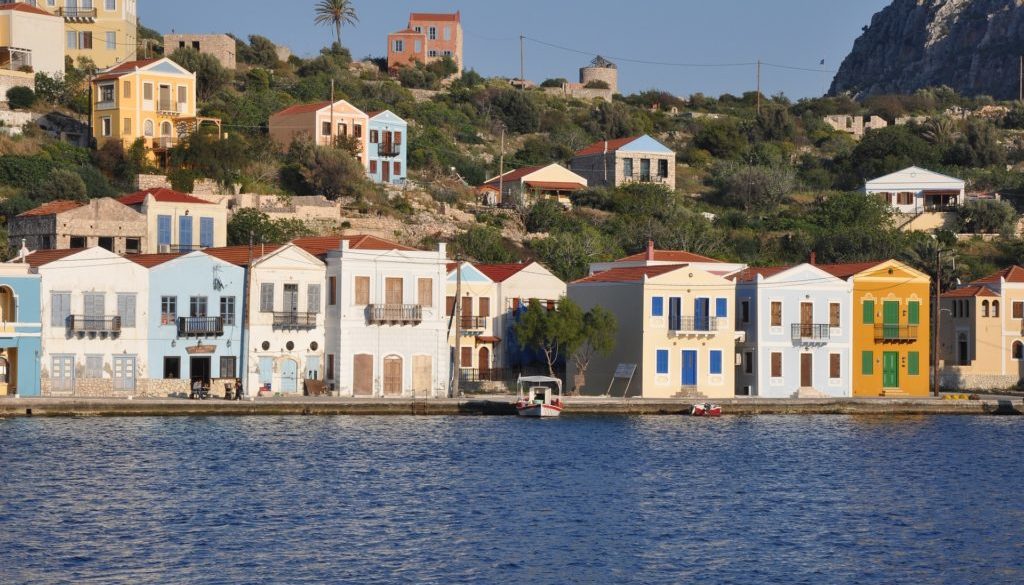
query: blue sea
1 415 1022 584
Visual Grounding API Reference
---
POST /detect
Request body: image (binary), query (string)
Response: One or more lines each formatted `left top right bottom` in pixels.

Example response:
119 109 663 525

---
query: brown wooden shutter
830 353 841 379
355 276 370 305
479 297 490 317
327 354 335 379
417 278 433 308
771 302 782 327
546 300 556 311
328 276 337 305
1014 302 1023 319
461 297 472 317
461 347 473 367
385 278 403 305
353 354 373 395
830 303 840 327
771 352 782 377
446 296 456 316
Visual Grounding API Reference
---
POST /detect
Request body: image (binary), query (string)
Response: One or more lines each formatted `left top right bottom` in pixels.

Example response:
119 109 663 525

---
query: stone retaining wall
940 371 1020 391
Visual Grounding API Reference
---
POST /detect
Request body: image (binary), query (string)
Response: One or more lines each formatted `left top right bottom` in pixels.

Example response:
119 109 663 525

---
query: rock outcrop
831 0 1024 99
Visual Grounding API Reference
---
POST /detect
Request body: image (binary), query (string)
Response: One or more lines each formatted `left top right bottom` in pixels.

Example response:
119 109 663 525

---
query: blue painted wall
367 111 408 185
0 271 42 396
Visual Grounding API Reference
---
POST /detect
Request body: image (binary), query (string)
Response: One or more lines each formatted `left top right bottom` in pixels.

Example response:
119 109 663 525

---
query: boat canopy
517 375 562 390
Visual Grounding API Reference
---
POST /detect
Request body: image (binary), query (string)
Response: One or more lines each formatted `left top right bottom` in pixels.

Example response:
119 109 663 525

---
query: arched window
161 121 173 136
982 300 990 317
1013 341 1023 360
143 120 154 137
993 300 1000 317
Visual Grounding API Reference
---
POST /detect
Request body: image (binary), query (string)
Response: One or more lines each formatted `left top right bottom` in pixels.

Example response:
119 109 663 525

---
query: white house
324 236 450 398
864 166 965 216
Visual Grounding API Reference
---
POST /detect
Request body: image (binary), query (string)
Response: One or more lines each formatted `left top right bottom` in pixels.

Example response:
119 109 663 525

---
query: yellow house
0 2 65 79
45 0 138 68
820 260 931 397
569 263 736 399
90 57 220 154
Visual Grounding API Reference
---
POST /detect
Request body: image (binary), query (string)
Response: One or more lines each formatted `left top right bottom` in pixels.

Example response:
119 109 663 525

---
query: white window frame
101 117 112 137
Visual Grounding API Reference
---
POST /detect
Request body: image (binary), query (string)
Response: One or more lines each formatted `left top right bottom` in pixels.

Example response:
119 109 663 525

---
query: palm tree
314 0 359 46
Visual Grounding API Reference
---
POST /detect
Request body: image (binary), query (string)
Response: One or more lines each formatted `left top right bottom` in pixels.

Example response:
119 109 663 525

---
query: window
829 302 840 327
354 276 370 305
328 276 337 306
160 296 177 325
143 83 153 101
354 124 362 138
446 296 456 316
67 31 76 49
51 292 70 327
1013 301 1023 319
307 284 321 314
394 161 401 175
220 356 237 379
51 355 75 391
830 354 841 379
623 158 633 177
460 347 472 367
710 350 723 375
157 215 171 246
428 26 437 40
101 117 111 137
744 352 753 374
86 355 103 379
106 0 115 10
112 356 135 390
337 122 347 136
1014 341 1024 360
370 130 379 143
640 159 651 181
178 216 193 251
322 121 331 136
122 117 132 135
327 354 335 380
741 300 750 323
106 31 116 50
144 119 154 137
67 31 92 49
122 80 130 98
370 160 377 174
862 300 875 324
220 296 236 325
982 300 990 317
393 39 404 52
427 49 436 57
908 352 920 376
993 300 1000 317
908 301 920 325
651 296 664 317
656 349 669 374
417 278 433 308
658 159 669 178
770 352 782 378
99 83 114 103
259 283 274 312
862 351 874 375
178 85 187 107
715 298 728 318
896 192 914 205
126 238 140 254
394 131 402 144
479 297 490 317
190 296 208 318
117 293 136 328
770 301 782 327
199 217 214 248
385 277 403 305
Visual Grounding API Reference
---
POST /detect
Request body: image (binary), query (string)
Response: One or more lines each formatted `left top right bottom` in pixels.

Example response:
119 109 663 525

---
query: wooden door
280 359 298 393
382 160 390 182
800 302 813 337
385 278 403 305
412 356 431 395
681 350 697 386
800 353 812 387
461 296 472 327
479 347 490 379
353 354 373 396
383 356 403 396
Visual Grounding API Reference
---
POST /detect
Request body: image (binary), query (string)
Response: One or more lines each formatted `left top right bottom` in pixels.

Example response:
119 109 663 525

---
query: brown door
479 347 490 380
382 160 390 182
800 353 812 387
385 278 403 305
461 296 472 327
353 354 373 396
412 356 431 395
800 302 813 337
383 356 402 396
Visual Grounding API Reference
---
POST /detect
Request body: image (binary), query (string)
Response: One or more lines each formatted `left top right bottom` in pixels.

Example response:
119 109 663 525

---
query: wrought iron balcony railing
177 316 224 337
69 315 120 334
874 324 919 341
273 311 317 329
791 323 831 342
367 304 422 324
377 142 400 157
669 315 719 333
457 316 488 330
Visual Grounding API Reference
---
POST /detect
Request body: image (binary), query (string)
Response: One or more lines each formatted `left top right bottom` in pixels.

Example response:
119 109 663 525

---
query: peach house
387 11 463 74
268 100 369 165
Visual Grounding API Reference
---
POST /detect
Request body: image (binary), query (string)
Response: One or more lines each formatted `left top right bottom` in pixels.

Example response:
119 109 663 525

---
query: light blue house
0 262 42 396
143 251 245 392
367 110 408 185
734 263 853 398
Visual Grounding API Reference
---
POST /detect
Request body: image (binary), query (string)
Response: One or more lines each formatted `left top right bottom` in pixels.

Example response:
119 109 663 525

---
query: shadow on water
985 400 1022 415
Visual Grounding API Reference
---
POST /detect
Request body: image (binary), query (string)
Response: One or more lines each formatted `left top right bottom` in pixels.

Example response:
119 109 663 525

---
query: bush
6 86 36 110
584 80 610 89
29 168 87 202
712 162 795 212
449 225 516 263
0 156 56 189
957 200 1017 234
541 78 568 88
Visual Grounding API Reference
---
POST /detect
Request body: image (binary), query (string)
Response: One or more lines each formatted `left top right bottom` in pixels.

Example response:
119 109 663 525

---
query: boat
691 402 722 417
514 375 564 417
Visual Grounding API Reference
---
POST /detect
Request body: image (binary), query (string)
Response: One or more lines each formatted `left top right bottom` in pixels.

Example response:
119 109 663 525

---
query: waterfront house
268 100 369 165
480 163 587 208
324 237 450 397
367 110 408 185
387 11 463 74
569 135 675 189
118 188 228 253
7 198 147 257
0 260 42 396
819 260 931 397
139 251 244 396
30 247 150 396
446 262 497 383
864 166 965 232
938 266 1024 390
734 263 853 398
589 241 746 278
569 264 736 398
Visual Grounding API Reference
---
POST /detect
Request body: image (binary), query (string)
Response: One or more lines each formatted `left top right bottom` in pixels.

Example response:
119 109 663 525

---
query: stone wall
542 85 613 103
940 370 1020 391
40 377 240 398
164 34 237 69
0 71 35 105
136 174 172 191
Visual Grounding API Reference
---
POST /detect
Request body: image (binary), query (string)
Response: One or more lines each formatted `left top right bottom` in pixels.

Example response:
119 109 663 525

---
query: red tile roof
409 12 460 22
118 188 214 206
614 249 722 264
575 136 640 157
572 264 687 284
22 248 86 268
973 265 1024 285
92 58 162 81
942 285 998 299
202 235 417 266
271 101 332 117
475 263 532 283
732 266 793 282
203 245 282 266
16 200 85 217
0 3 55 16
129 253 183 268
816 261 887 280
484 166 541 186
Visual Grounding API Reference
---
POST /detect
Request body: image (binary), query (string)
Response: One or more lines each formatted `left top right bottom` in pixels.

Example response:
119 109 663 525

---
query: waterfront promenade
1 394 1020 417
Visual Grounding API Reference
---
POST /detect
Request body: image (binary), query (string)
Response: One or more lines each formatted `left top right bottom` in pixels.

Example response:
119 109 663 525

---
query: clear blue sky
144 0 891 99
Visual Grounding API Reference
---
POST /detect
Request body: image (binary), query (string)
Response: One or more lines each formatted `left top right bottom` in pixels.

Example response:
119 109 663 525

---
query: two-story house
864 166 965 232
0 260 42 396
569 264 736 398
734 263 853 398
446 262 498 383
30 247 149 396
324 237 449 398
367 110 407 185
387 11 463 74
8 198 147 256
0 2 64 94
47 0 138 68
268 99 369 163
569 135 676 189
117 188 228 253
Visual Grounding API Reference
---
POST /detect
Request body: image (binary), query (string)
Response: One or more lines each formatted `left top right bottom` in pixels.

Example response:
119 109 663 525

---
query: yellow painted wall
91 63 196 150
60 2 137 68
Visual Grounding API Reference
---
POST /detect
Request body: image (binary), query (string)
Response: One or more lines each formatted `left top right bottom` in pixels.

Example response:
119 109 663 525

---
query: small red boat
691 403 722 417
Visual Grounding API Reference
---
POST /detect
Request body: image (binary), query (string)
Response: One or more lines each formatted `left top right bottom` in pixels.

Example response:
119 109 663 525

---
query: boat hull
691 404 722 417
516 403 563 417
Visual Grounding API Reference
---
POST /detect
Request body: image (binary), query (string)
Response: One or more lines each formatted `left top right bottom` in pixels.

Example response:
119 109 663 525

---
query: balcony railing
273 311 317 329
177 316 224 337
156 100 179 114
458 367 509 383
791 323 831 342
57 7 97 19
457 316 488 330
69 315 121 334
152 137 177 150
874 324 919 341
669 316 719 334
377 142 400 157
368 304 422 324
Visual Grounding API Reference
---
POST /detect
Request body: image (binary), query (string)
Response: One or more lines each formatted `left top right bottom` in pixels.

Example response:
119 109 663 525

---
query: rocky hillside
831 0 1024 99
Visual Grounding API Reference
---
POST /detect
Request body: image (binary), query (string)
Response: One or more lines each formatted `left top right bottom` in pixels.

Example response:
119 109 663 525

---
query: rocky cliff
831 0 1024 99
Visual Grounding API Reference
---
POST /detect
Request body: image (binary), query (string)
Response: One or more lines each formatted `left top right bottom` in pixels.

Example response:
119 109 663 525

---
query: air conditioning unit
158 244 171 253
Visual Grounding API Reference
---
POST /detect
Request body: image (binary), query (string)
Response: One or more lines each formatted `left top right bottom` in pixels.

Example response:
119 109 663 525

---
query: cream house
117 188 228 253
864 166 965 232
480 163 587 207
0 2 64 78
446 262 499 383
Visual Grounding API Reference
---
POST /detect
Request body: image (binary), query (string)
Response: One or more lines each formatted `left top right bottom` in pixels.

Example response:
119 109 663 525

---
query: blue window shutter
178 216 193 251
716 298 728 318
199 217 214 248
651 297 664 317
656 350 668 374
157 215 172 246
710 350 722 375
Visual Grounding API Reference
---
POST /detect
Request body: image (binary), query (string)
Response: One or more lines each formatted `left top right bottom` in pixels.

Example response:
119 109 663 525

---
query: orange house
268 100 369 166
387 11 463 74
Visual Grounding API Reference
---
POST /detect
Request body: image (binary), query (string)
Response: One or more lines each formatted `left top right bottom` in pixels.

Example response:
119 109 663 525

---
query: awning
475 335 501 344
524 181 585 191
921 189 961 197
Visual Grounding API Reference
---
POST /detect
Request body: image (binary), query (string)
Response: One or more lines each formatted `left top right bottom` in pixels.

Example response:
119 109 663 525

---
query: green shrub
5 86 36 110
0 156 56 189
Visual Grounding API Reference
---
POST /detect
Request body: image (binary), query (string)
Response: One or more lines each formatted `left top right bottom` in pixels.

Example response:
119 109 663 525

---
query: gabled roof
574 136 640 157
572 264 687 284
865 166 965 187
22 248 86 269
271 101 332 117
338 234 418 251
16 200 85 218
91 58 171 82
129 253 183 268
942 285 999 299
475 263 533 283
202 235 416 266
118 188 214 206
484 165 541 186
203 245 282 266
816 261 888 280
0 3 55 16
973 265 1024 285
614 248 722 264
409 11 460 22
732 266 793 282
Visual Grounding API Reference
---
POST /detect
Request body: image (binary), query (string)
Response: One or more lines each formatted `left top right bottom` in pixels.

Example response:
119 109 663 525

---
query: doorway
800 353 812 387
283 284 298 313
280 359 298 393
190 356 212 383
353 354 373 396
800 302 813 337
882 301 900 338
957 333 969 366
479 347 490 380
882 352 899 388
681 350 697 386
383 355 403 396
382 159 390 182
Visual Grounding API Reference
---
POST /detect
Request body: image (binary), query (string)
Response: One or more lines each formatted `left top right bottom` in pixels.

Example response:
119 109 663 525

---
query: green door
882 351 899 388
882 301 900 339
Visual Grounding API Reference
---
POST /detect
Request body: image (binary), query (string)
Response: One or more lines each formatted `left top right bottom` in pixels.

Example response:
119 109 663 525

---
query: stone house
8 198 148 257
569 134 675 189
163 33 236 69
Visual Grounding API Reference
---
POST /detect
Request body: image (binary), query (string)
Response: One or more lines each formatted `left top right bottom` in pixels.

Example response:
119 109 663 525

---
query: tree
540 78 568 88
514 297 581 378
168 47 231 101
29 168 87 202
693 119 748 159
712 161 795 212
314 0 358 46
5 86 35 110
569 305 617 395
839 125 939 188
944 119 1004 168
450 225 516 263
808 191 904 263
227 208 314 245
957 199 1017 234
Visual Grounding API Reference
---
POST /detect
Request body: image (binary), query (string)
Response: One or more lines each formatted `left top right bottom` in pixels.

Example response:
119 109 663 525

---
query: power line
522 36 755 68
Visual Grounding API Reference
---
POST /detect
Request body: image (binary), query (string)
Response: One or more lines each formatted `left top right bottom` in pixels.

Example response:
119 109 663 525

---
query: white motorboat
514 375 564 417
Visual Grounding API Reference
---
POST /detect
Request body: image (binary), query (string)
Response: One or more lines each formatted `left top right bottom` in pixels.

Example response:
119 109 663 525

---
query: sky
142 0 892 99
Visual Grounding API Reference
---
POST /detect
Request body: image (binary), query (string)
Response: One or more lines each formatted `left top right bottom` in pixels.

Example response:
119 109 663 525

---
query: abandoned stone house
7 198 147 257
163 33 237 69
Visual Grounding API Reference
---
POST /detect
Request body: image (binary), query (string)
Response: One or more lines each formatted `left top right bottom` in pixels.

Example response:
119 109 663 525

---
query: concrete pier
1 395 1021 417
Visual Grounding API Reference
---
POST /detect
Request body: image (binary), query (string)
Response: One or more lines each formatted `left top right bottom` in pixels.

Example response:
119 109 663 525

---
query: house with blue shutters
117 188 228 254
366 110 408 185
569 134 676 189
139 251 245 395
0 260 42 396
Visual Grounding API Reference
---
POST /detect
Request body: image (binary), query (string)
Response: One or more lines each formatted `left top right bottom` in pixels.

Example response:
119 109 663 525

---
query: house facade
46 0 138 68
446 262 497 383
324 238 449 398
569 135 675 188
820 260 931 397
118 188 228 253
268 100 369 165
8 198 147 256
0 2 64 78
569 264 736 399
864 166 965 231
0 261 42 396
734 264 853 398
387 11 463 74
367 110 407 184
481 163 587 208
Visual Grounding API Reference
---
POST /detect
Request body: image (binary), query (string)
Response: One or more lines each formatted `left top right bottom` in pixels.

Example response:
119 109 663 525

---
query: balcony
669 316 719 334
377 142 401 157
273 311 317 329
177 316 224 337
152 137 178 150
457 316 488 331
156 100 180 115
791 323 831 343
367 304 422 324
69 315 120 335
874 324 919 342
56 7 97 21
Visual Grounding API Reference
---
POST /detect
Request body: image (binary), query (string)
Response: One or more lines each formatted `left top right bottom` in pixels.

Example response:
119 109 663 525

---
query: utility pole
452 262 462 397
240 231 254 398
497 126 505 205
932 248 942 397
519 34 525 89
1018 55 1022 102
756 59 761 115
330 79 335 146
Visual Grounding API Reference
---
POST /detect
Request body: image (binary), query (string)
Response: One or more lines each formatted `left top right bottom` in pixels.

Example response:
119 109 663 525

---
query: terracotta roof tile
572 264 688 284
973 265 1024 285
409 12 460 22
202 235 417 266
129 253 184 268
574 136 640 157
732 266 793 282
942 285 999 299
203 245 282 266
0 3 55 16
92 58 163 81
16 200 85 217
816 261 887 280
614 249 722 264
22 248 86 268
118 188 214 206
271 101 332 117
474 263 532 283
484 165 541 186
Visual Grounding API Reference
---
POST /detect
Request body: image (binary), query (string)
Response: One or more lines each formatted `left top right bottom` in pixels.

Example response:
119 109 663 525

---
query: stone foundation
940 371 1020 391
41 377 239 398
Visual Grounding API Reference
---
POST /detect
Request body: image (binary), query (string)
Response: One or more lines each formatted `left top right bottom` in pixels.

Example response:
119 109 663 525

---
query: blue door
682 350 698 386
258 357 273 392
694 298 710 331
280 359 298 393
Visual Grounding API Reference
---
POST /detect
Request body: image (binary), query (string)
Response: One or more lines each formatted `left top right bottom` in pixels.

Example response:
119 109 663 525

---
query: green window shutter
908 352 920 375
861 351 874 375
908 301 920 325
862 300 875 324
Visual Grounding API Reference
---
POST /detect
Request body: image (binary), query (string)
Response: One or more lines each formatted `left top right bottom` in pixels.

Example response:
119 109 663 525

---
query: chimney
809 251 817 265
646 240 655 261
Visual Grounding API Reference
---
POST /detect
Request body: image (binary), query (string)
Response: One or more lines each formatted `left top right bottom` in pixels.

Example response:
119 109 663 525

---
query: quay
1 395 1021 418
